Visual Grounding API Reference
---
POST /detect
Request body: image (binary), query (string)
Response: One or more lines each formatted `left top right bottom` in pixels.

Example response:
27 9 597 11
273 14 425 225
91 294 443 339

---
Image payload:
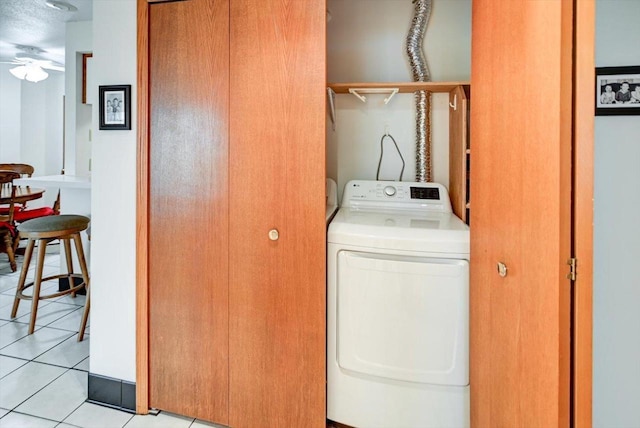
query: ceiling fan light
9 65 28 80
25 65 49 83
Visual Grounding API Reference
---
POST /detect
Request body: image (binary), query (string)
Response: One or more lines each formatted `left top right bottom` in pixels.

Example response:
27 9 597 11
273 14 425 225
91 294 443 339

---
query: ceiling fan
1 46 65 83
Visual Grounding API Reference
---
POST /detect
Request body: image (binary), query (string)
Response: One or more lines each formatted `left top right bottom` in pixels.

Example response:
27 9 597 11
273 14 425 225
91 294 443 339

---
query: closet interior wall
325 0 471 202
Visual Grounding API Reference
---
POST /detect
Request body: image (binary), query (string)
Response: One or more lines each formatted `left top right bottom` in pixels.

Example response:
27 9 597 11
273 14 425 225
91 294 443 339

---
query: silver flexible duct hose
406 0 431 82
406 0 433 182
415 90 431 181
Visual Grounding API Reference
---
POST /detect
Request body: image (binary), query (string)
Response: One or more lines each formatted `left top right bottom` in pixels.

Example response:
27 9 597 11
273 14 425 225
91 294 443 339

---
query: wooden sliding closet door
470 0 574 426
229 0 326 426
148 0 229 423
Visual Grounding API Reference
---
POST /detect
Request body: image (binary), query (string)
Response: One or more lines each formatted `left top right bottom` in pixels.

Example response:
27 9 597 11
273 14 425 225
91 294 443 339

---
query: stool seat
12 214 91 341
18 215 90 238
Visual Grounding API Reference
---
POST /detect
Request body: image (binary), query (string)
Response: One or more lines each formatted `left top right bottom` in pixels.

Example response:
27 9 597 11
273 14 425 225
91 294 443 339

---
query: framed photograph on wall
99 85 131 129
595 66 640 116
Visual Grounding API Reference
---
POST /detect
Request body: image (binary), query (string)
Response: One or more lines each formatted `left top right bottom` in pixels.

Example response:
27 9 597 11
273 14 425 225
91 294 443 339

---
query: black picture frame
595 66 640 116
99 85 132 130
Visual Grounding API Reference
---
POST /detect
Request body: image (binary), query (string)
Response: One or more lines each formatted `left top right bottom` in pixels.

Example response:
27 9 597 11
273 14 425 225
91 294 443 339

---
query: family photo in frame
99 85 132 130
595 66 640 116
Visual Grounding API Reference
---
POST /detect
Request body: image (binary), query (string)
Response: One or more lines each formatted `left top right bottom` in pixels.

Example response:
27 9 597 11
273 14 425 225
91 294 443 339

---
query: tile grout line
55 419 86 428
1 301 85 337
0 354 30 381
4 365 74 415
0 323 74 359
1 341 90 424
0 321 46 351
1 313 82 413
56 394 94 427
26 329 82 364
38 321 89 335
7 408 71 426
0 250 97 426
34 305 88 333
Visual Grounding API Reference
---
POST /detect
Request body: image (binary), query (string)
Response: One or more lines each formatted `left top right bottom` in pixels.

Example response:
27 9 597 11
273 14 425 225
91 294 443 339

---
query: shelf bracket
327 87 336 130
348 88 399 105
449 94 457 111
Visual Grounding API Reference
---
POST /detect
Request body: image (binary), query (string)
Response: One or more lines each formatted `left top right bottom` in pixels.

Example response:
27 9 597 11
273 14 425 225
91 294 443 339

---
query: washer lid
328 208 469 255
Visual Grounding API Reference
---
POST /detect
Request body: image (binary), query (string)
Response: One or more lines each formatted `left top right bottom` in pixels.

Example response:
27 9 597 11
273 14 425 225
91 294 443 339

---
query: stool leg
11 239 36 318
63 238 76 298
28 239 48 335
73 233 91 342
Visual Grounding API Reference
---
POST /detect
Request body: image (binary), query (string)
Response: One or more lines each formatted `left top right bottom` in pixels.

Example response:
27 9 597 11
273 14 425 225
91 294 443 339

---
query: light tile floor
0 244 223 428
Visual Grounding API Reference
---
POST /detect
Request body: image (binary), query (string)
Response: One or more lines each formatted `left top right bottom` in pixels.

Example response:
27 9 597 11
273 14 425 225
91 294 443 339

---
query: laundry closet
137 0 592 426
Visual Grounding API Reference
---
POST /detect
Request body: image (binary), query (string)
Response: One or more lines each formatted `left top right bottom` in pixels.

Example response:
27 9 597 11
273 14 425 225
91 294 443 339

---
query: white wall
0 65 63 176
593 1 640 426
44 72 65 176
75 51 93 177
20 84 46 172
0 64 22 161
89 0 137 383
0 64 64 208
327 0 471 201
20 72 64 176
65 21 92 176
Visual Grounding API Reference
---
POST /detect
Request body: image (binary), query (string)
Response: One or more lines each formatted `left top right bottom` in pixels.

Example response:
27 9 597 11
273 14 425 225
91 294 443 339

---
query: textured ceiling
0 0 92 66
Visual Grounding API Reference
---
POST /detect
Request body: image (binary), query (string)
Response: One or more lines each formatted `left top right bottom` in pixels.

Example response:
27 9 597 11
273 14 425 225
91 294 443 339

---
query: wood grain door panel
470 0 573 426
229 0 326 426
148 0 229 423
449 85 469 223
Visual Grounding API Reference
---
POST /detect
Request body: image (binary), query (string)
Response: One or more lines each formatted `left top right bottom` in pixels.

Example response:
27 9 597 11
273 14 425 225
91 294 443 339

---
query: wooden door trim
81 53 93 104
136 0 150 415
573 0 595 425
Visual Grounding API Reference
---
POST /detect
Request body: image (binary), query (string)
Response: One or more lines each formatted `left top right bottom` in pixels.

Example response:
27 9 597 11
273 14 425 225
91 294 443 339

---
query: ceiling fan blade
41 63 65 72
10 57 64 72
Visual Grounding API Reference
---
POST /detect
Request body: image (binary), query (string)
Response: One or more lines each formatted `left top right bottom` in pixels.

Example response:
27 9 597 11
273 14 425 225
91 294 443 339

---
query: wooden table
0 186 45 205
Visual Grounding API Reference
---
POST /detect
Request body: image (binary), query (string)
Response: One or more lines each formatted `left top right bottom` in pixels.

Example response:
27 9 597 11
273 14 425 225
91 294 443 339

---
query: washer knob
383 186 396 196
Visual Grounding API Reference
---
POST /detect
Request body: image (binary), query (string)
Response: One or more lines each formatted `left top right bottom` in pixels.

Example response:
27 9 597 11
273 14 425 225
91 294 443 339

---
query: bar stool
11 215 91 341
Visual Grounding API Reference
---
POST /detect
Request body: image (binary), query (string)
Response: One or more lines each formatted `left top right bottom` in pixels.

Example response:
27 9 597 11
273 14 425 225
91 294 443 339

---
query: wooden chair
0 163 35 178
12 196 57 223
0 171 21 271
0 170 57 270
0 163 34 213
0 164 58 222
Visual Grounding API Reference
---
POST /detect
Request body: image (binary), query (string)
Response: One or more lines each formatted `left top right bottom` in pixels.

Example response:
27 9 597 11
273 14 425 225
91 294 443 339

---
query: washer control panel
342 180 452 212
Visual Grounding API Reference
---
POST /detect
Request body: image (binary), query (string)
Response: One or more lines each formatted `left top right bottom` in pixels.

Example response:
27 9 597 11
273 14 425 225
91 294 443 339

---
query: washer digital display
410 187 440 200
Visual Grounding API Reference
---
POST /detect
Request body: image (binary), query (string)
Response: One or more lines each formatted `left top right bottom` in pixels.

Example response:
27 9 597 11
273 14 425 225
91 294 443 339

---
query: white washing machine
327 180 470 428
326 178 338 224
